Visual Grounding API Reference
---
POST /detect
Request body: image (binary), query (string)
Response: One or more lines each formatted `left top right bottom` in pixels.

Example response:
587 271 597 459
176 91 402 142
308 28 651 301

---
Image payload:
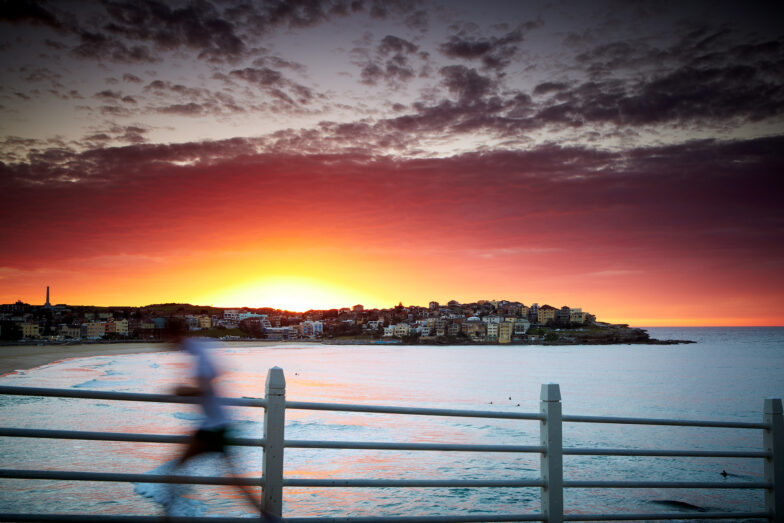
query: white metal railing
0 366 781 522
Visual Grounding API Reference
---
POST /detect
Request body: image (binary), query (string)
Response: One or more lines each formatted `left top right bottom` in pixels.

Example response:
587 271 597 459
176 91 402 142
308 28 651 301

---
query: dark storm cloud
101 0 245 62
82 126 150 148
2 0 360 67
228 67 314 105
368 63 511 137
359 34 422 86
379 25 784 140
144 79 245 114
378 35 417 55
360 63 384 85
73 30 157 63
0 0 62 28
440 65 496 101
440 26 534 70
119 125 147 143
541 31 784 127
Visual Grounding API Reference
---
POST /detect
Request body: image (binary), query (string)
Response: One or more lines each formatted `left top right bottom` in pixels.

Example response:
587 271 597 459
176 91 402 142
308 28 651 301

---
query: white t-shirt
182 338 229 430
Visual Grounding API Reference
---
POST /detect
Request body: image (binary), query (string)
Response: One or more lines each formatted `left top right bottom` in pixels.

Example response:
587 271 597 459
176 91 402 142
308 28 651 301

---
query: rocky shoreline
326 324 695 345
547 324 695 345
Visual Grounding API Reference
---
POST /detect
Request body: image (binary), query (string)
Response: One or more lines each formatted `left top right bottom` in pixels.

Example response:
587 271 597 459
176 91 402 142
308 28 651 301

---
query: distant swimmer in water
721 470 728 477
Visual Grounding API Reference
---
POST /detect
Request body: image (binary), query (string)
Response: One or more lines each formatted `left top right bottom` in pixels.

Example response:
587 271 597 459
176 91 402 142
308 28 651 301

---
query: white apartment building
393 323 411 337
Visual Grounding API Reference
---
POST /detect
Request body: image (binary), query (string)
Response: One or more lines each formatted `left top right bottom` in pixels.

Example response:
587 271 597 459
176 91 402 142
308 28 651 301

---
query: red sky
1 1 783 325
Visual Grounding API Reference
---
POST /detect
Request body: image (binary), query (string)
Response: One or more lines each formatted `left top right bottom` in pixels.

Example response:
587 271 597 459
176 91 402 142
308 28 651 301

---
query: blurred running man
164 328 277 519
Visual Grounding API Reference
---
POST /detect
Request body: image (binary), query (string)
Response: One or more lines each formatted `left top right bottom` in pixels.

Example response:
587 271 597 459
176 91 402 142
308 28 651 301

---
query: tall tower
45 286 51 308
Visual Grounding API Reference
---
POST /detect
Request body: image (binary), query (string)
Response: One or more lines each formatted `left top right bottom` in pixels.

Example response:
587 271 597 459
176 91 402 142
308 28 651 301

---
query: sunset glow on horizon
1 1 783 327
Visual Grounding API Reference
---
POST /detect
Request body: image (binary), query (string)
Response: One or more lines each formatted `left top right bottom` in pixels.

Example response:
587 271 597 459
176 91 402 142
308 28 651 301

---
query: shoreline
0 340 286 376
0 329 696 376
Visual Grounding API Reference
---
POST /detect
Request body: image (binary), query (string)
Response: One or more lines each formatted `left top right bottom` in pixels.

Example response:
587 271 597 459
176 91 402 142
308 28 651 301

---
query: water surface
1 327 782 518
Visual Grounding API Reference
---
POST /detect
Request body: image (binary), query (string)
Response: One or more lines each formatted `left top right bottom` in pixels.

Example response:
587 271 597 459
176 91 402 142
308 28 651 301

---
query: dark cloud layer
0 0 399 65
3 135 781 247
359 34 422 86
440 25 537 70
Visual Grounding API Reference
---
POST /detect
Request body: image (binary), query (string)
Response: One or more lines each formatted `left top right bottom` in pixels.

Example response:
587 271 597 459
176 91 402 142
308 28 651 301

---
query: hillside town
0 287 610 345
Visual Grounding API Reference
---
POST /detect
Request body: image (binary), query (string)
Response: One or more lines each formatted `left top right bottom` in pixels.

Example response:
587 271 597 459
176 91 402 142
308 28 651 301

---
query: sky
1 0 783 326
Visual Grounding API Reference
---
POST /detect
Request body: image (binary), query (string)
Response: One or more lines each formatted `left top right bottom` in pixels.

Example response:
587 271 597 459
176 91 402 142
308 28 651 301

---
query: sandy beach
0 340 285 376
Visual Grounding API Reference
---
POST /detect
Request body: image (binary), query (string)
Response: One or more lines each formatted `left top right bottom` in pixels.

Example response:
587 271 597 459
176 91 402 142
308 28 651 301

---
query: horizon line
6 300 783 328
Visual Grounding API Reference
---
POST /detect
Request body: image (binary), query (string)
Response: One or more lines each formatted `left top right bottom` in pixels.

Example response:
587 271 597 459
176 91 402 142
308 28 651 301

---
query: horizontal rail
286 439 544 453
0 516 547 523
1 386 767 429
0 385 265 408
0 471 759 494
0 468 544 488
285 517 545 522
283 478 545 488
0 517 266 523
562 512 771 521
2 427 765 458
0 514 772 523
285 400 544 420
563 479 771 489
562 413 767 430
0 427 264 446
563 446 770 458
0 469 260 486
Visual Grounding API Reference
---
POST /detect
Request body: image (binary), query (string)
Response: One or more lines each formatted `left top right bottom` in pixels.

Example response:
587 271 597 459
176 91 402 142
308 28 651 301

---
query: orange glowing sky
1 1 783 326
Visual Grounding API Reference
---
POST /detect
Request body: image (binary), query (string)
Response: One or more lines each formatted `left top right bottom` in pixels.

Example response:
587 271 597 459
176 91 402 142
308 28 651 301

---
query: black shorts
194 426 229 454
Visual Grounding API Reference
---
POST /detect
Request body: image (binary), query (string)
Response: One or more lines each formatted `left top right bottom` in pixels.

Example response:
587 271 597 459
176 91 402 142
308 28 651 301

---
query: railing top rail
0 515 547 523
561 512 772 521
0 427 264 447
0 385 768 429
563 479 771 489
0 513 773 523
563 413 767 430
284 399 544 420
2 426 769 459
0 385 265 408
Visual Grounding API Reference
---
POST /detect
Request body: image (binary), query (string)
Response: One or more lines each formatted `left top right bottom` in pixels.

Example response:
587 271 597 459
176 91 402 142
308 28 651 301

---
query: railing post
540 383 563 523
764 398 783 522
263 366 286 516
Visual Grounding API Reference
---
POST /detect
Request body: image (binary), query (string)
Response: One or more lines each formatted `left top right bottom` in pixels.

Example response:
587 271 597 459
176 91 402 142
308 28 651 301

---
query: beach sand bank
0 340 285 376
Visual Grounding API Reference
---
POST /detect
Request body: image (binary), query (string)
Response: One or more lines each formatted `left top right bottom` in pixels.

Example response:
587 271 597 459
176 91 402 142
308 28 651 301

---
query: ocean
1 327 783 519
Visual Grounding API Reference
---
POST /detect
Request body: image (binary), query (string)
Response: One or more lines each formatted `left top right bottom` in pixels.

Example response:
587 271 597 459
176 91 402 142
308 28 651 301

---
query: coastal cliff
548 323 694 345
327 323 695 345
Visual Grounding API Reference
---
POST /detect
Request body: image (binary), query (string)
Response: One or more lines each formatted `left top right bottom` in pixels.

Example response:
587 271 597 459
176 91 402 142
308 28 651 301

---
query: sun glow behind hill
203 276 371 312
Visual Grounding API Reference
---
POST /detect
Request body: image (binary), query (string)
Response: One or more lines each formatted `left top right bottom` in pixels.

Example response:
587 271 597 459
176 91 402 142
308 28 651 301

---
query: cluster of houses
1 292 595 344
378 301 593 343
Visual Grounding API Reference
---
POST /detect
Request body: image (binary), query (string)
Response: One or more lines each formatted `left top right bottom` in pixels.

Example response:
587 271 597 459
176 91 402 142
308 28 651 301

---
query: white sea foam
133 460 207 517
